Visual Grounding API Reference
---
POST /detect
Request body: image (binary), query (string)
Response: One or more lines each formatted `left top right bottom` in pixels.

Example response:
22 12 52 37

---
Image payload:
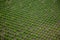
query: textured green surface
0 0 60 40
